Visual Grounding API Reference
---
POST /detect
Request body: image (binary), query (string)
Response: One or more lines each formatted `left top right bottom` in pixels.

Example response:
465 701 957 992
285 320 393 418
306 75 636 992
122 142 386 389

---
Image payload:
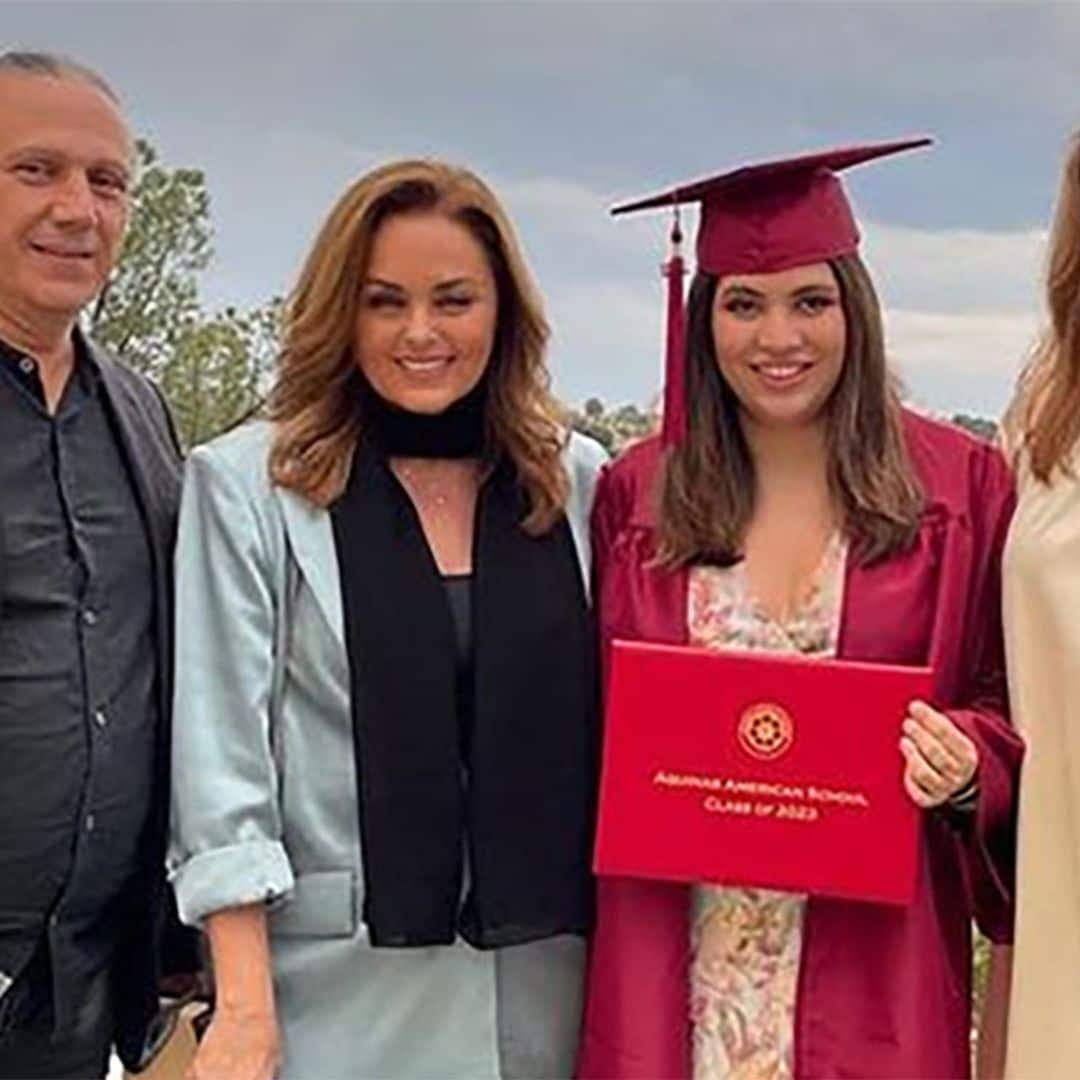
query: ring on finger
923 744 958 780
914 768 946 800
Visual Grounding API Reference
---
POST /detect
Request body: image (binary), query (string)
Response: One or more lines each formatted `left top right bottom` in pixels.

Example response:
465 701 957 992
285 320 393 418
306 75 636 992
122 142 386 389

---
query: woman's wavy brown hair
267 159 568 534
658 253 923 568
1018 132 1080 481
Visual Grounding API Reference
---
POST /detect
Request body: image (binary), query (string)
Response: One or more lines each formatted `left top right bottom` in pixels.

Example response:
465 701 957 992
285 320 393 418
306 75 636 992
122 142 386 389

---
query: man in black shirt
0 52 184 1078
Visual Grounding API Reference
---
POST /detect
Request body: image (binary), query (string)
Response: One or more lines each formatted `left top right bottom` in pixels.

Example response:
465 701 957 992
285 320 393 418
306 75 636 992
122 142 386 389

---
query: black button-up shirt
0 334 158 1035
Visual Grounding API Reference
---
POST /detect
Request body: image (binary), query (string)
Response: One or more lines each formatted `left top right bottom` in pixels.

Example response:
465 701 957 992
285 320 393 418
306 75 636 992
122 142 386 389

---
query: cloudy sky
7 0 1077 417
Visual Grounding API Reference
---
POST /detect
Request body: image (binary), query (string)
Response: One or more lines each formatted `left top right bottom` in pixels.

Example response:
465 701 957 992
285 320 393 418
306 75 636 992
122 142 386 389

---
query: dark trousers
0 942 112 1080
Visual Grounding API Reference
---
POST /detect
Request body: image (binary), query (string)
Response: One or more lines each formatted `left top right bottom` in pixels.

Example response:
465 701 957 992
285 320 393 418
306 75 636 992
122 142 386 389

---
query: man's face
0 73 132 325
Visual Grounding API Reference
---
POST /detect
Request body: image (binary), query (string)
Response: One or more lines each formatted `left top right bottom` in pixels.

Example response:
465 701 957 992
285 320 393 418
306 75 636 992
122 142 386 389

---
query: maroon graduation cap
612 137 932 444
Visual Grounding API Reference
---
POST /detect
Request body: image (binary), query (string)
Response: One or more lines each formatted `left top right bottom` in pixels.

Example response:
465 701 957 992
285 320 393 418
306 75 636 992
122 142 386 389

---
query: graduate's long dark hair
657 253 923 568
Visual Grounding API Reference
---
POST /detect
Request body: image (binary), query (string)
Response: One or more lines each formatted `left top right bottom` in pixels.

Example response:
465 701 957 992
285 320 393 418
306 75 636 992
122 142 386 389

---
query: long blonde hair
267 159 568 533
1020 132 1080 481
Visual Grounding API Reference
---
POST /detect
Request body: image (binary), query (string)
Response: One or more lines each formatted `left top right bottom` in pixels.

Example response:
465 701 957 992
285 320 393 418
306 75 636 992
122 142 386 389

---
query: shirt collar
0 325 100 405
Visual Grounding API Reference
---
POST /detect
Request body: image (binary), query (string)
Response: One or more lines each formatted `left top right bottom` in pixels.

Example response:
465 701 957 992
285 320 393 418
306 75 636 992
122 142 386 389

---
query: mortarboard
612 137 933 444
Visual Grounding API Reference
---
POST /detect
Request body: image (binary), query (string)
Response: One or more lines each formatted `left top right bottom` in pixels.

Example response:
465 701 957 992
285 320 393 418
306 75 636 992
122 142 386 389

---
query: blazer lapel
276 485 345 646
88 339 183 821
91 343 180 560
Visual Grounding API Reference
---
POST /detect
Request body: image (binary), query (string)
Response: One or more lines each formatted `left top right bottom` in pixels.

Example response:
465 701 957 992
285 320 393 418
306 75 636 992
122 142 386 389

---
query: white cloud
887 309 1038 419
863 219 1046 314
501 174 673 272
546 278 664 407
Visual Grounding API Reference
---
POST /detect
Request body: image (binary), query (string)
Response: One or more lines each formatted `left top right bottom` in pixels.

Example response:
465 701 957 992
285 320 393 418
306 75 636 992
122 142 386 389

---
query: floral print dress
687 534 847 1080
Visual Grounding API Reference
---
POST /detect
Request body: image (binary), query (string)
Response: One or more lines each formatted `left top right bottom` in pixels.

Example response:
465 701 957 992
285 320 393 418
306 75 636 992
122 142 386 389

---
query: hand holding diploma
900 700 978 808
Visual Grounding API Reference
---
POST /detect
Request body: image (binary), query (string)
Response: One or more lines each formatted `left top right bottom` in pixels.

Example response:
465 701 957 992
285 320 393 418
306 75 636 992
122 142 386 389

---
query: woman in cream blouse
987 131 1080 1079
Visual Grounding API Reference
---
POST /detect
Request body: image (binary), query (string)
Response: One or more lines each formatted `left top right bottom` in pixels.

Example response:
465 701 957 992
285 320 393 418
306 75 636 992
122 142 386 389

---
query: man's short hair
0 50 121 105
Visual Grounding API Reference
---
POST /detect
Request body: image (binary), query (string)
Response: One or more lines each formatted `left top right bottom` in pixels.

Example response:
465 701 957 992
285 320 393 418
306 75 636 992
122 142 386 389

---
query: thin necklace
396 463 450 511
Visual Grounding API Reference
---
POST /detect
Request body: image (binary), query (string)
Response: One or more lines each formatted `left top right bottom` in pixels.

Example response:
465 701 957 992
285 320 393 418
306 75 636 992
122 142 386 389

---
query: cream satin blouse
1002 428 1080 1079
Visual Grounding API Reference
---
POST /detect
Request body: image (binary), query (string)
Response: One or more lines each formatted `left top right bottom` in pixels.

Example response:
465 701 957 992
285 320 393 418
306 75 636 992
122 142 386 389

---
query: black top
442 573 474 755
442 574 473 675
331 443 596 949
0 336 157 1038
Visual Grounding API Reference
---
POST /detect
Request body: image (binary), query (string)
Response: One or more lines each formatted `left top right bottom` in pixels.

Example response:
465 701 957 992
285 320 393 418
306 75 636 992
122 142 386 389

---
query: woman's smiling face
353 210 497 414
711 261 846 430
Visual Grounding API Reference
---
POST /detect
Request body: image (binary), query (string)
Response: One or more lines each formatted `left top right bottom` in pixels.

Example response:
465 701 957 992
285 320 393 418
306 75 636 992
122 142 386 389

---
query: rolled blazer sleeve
167 440 294 925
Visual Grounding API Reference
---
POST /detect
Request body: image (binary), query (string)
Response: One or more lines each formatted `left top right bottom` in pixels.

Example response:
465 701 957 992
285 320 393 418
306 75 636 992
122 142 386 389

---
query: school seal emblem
737 702 795 761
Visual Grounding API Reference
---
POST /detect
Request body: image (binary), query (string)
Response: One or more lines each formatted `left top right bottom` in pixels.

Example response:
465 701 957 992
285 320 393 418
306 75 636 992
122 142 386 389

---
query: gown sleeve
944 442 1023 944
589 461 623 600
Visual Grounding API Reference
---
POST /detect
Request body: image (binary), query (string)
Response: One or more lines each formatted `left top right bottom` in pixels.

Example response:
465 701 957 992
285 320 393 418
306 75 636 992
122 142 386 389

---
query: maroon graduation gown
577 410 1022 1080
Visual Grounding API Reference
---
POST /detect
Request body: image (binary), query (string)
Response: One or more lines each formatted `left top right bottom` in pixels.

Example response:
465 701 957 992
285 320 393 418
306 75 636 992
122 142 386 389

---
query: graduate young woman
576 140 1023 1080
168 159 604 1080
979 130 1080 1080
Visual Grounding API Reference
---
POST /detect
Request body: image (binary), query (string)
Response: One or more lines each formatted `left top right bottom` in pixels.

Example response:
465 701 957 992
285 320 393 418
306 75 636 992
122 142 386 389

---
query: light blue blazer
167 421 606 1080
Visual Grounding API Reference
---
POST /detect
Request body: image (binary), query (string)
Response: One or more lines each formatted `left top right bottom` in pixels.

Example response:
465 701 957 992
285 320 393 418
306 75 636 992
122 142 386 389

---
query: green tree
88 139 279 447
583 396 605 420
568 397 657 453
89 140 211 381
951 413 997 442
160 300 281 448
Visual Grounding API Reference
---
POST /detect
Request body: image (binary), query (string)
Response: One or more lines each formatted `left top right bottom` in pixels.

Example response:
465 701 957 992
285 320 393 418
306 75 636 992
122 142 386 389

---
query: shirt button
85 814 96 832
18 356 35 374
93 709 108 729
81 609 98 627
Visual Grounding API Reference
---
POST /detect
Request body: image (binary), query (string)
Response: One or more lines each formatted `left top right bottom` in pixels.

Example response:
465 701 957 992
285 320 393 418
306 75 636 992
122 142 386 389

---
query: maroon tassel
660 209 687 446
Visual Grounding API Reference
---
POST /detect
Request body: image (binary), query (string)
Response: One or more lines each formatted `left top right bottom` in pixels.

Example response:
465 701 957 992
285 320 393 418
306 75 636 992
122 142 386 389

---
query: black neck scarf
329 389 596 948
359 377 487 459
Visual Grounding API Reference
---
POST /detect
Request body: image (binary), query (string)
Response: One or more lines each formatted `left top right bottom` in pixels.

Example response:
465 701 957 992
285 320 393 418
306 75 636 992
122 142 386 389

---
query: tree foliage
159 300 282 448
950 413 998 442
89 140 210 379
569 400 999 456
568 398 657 453
88 139 278 447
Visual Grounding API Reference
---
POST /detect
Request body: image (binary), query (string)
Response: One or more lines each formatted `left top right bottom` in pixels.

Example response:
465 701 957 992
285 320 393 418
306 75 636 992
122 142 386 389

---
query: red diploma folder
594 640 932 904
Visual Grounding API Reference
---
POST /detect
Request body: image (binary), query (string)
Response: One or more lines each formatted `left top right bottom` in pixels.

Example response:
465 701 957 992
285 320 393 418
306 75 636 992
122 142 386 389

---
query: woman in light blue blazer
168 159 607 1080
